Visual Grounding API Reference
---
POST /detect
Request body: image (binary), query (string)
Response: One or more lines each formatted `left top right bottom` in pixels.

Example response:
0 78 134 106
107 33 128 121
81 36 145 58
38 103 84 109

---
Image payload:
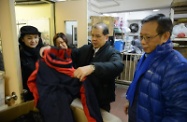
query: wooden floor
110 83 129 122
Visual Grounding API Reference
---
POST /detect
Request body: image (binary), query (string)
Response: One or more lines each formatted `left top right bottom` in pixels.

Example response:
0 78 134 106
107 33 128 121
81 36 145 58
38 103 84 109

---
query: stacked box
90 16 115 36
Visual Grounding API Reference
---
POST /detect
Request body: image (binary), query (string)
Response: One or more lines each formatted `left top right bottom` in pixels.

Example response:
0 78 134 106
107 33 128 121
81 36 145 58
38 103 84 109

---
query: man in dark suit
72 22 124 112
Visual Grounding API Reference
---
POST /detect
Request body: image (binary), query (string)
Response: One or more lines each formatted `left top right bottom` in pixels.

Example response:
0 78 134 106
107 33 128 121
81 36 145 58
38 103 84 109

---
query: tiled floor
110 83 129 122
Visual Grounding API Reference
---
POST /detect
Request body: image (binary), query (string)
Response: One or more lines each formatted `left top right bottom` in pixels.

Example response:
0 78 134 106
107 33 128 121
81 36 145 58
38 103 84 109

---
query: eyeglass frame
139 33 161 42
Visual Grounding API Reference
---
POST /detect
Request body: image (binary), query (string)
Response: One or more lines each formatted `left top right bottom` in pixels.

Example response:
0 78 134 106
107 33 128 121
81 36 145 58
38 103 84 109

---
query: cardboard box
90 16 114 36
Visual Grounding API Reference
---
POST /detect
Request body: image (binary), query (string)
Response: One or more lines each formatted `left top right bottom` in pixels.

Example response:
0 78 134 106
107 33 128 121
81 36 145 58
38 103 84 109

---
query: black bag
13 111 43 122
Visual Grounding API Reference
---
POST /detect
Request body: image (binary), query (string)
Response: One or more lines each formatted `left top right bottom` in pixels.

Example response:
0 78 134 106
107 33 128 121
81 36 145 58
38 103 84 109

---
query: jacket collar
92 41 110 55
155 39 173 55
145 39 173 58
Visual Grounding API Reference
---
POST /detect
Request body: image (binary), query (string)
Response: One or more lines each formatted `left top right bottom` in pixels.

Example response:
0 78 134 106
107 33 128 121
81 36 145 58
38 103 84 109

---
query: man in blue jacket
125 14 187 122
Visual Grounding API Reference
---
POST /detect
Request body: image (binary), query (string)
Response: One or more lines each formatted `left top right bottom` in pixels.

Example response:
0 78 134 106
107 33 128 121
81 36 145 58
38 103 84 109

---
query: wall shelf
174 46 187 48
172 38 187 41
172 38 187 58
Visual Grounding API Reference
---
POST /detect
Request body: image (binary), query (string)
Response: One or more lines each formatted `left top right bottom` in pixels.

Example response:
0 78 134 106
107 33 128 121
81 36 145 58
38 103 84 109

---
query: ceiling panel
89 0 173 13
89 0 120 9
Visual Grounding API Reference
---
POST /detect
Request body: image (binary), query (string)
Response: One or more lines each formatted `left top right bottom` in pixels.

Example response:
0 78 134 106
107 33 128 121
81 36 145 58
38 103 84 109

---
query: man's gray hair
92 22 109 35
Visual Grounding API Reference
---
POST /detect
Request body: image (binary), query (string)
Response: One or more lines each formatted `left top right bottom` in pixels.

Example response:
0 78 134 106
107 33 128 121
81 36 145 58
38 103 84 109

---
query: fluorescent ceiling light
153 9 160 12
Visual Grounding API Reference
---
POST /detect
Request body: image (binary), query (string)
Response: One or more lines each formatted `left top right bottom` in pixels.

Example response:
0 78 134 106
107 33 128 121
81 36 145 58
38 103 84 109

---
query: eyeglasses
140 33 160 42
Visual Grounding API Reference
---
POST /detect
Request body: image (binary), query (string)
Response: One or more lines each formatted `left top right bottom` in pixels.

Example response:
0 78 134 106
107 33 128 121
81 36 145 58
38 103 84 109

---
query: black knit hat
19 25 41 44
20 25 41 36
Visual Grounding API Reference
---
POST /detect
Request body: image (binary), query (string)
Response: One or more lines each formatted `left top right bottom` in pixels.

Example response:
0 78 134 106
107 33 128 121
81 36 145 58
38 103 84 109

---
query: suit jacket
72 41 124 106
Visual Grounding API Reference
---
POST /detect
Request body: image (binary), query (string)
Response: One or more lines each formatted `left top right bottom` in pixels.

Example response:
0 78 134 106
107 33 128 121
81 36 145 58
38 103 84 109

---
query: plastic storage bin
114 40 124 52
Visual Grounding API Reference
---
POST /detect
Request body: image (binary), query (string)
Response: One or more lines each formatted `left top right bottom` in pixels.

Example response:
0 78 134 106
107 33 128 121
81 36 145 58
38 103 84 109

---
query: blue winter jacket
127 39 187 122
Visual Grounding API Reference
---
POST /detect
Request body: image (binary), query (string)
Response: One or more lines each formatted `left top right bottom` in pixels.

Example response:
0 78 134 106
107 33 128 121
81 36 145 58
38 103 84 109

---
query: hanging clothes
27 47 103 122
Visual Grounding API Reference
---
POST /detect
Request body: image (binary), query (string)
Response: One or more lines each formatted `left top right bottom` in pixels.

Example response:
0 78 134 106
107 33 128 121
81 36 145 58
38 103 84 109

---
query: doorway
65 21 77 48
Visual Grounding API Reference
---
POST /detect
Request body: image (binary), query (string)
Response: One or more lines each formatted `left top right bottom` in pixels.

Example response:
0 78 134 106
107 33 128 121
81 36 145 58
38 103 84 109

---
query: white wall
15 4 55 45
126 8 171 20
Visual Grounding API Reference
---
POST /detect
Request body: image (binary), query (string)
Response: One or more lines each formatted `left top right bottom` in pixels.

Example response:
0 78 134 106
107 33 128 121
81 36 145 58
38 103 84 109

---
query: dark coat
19 39 43 101
27 48 103 122
72 41 124 106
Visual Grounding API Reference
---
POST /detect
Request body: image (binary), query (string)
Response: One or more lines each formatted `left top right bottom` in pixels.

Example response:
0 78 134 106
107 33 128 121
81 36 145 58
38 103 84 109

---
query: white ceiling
16 0 187 15
88 0 173 14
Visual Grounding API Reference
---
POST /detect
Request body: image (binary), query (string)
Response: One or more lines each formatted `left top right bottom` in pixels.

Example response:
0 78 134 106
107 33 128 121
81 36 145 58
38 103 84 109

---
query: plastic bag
172 23 187 38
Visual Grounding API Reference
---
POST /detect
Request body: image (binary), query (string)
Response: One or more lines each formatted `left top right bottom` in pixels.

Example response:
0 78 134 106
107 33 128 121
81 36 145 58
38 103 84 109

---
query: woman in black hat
19 25 44 101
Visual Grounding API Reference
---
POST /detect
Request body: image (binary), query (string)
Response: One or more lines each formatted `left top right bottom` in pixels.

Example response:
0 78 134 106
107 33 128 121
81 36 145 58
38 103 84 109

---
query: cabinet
172 38 187 58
